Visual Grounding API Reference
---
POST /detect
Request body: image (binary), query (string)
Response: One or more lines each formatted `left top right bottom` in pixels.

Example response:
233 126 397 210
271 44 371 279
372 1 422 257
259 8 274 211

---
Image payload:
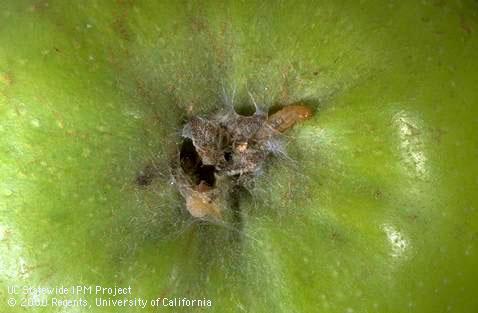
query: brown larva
184 184 222 219
266 104 313 133
255 103 313 142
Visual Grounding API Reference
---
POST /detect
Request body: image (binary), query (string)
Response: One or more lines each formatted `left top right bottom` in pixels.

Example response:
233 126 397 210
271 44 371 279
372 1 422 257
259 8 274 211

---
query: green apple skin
1 1 477 312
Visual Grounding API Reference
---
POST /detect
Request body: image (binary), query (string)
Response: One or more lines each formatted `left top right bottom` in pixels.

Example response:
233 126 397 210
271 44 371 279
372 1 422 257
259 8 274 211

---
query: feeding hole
224 151 233 162
180 138 216 187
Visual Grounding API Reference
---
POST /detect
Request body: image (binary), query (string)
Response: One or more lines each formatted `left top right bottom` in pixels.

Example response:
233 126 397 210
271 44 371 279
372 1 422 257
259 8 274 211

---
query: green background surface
0 1 477 312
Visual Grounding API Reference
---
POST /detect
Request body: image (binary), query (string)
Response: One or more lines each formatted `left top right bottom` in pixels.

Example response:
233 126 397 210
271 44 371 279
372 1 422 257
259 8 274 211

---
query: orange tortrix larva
267 104 313 132
184 181 222 219
185 190 222 219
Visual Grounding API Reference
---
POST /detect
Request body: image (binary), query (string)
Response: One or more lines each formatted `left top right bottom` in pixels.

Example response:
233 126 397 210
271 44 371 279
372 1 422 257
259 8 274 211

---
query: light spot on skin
382 224 408 258
97 125 107 132
82 148 91 158
0 72 13 86
30 119 40 128
331 269 339 277
19 257 29 279
0 225 6 240
2 189 13 197
0 225 33 286
393 111 428 178
123 109 143 119
465 245 472 256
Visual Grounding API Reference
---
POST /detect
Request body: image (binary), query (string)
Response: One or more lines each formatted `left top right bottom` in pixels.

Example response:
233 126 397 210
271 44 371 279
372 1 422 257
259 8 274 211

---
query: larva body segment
267 104 313 133
185 189 222 219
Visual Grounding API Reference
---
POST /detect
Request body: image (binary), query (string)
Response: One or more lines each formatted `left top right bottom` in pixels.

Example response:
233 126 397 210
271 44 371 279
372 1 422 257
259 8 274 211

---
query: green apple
1 1 477 312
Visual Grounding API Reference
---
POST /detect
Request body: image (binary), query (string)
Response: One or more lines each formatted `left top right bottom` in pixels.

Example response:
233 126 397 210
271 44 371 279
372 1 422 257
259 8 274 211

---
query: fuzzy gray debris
182 108 281 179
177 103 313 219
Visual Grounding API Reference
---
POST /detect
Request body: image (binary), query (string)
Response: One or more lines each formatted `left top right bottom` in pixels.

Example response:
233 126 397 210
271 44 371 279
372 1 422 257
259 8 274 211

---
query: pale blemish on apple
393 110 428 178
13 103 27 116
0 225 8 241
19 257 30 279
56 120 64 129
2 189 13 197
382 224 408 258
30 118 40 128
0 225 32 282
0 72 13 86
82 148 91 158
